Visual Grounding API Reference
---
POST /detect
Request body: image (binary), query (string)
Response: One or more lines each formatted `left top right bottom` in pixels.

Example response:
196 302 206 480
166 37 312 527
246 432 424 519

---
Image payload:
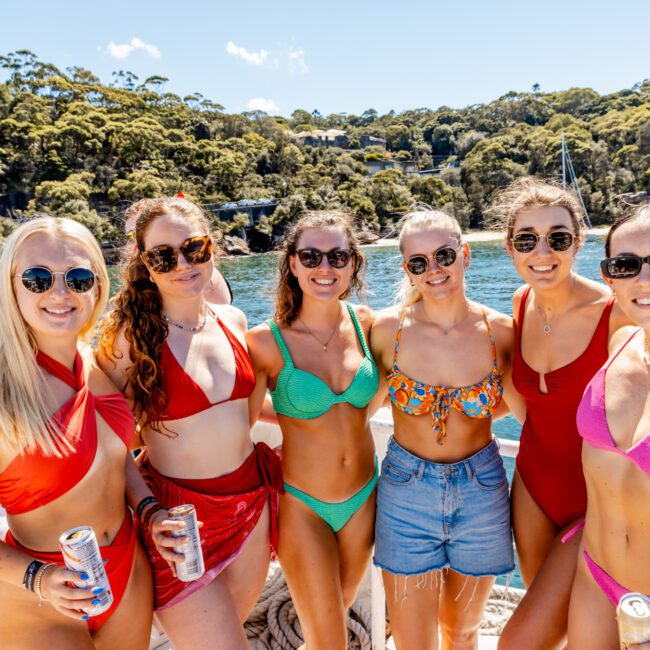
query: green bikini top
266 303 379 420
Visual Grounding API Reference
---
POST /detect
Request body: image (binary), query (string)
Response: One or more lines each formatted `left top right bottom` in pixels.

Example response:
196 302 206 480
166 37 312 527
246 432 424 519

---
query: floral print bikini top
387 308 503 445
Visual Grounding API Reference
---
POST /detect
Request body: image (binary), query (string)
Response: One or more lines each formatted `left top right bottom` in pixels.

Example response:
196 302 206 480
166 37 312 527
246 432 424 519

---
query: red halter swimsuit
1 351 136 631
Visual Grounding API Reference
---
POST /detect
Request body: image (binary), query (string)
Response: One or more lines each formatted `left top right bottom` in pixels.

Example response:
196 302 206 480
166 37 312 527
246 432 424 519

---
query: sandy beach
364 226 609 248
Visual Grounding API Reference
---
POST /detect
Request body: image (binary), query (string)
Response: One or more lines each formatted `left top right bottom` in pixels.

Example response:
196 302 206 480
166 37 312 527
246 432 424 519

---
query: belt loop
464 460 474 480
416 460 425 481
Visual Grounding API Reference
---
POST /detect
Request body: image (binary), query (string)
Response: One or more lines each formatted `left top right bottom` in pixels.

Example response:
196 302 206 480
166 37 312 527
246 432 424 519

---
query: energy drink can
59 526 113 616
617 593 650 649
169 504 205 582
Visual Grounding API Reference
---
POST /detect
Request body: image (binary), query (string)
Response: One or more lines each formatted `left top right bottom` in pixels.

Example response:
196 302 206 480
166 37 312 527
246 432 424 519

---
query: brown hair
275 211 366 326
605 202 650 256
490 177 585 243
99 196 212 435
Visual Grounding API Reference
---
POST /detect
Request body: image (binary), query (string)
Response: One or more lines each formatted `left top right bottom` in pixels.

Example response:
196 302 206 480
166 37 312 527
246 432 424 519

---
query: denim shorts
374 437 514 577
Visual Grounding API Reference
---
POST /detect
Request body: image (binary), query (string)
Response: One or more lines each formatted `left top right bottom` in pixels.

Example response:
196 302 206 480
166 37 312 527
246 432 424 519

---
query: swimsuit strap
36 351 84 391
481 308 498 368
265 319 293 365
515 286 533 347
346 303 371 358
392 309 408 369
603 327 643 371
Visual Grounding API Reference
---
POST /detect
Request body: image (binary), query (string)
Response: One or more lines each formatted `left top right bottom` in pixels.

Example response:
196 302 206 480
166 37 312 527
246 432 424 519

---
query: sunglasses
510 231 575 254
295 247 353 269
600 254 650 279
19 267 97 294
405 245 462 275
141 236 213 274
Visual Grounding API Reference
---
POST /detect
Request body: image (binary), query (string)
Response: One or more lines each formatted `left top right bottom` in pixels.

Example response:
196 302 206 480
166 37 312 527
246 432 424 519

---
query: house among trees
292 130 386 149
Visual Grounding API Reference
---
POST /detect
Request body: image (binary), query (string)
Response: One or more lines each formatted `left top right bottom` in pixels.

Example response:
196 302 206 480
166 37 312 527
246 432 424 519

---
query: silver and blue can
169 504 205 582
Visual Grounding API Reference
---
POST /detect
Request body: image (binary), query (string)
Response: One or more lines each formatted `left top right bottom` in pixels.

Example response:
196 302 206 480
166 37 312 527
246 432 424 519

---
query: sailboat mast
561 131 567 191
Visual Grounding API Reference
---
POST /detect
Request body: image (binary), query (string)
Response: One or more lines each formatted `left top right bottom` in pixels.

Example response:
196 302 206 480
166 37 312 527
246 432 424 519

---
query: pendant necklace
163 313 207 333
298 305 341 351
536 304 553 335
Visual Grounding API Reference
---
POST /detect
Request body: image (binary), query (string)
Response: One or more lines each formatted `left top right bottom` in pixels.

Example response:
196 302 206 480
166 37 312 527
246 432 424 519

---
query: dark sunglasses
600 254 650 279
405 245 462 275
141 236 213 274
511 231 575 254
20 266 97 294
295 247 353 269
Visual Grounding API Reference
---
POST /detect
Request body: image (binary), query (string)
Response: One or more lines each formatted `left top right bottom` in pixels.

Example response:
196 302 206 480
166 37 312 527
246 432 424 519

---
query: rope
245 563 372 650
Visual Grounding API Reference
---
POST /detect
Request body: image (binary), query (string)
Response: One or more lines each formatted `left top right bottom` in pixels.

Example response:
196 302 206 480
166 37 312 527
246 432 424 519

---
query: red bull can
169 504 205 582
617 593 650 648
59 526 113 616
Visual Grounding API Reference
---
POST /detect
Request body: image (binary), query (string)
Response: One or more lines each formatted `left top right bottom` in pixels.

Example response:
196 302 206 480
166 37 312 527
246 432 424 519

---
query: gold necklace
298 305 341 351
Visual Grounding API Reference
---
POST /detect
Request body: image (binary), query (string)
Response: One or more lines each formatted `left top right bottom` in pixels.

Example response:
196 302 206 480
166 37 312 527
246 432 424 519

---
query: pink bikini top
156 309 255 421
0 351 135 515
577 328 650 474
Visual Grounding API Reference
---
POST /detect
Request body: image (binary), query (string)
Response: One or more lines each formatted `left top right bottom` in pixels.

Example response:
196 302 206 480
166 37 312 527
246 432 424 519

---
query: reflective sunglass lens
434 247 457 267
21 267 53 293
512 234 538 253
297 250 322 268
406 256 428 275
327 250 352 268
548 232 574 251
605 257 642 278
181 237 212 264
65 268 95 292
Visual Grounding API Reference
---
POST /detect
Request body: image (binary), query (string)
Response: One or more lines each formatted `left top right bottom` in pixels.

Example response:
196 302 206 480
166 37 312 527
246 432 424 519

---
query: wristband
143 503 166 532
35 563 56 607
136 495 159 520
23 560 44 592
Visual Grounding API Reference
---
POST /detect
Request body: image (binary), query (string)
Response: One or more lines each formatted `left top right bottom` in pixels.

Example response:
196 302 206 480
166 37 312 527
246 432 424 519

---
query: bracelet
23 560 44 592
143 504 166 532
34 563 56 607
136 495 159 520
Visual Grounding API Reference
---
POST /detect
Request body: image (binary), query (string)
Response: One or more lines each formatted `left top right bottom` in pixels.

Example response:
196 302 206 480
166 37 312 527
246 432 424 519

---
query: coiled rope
245 563 372 650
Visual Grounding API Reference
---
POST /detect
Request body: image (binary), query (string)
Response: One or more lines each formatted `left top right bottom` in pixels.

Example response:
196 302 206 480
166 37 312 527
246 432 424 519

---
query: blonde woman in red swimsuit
497 179 629 649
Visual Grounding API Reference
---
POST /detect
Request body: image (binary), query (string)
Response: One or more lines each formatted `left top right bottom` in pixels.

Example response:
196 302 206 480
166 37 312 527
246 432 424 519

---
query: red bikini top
0 351 135 515
156 310 256 421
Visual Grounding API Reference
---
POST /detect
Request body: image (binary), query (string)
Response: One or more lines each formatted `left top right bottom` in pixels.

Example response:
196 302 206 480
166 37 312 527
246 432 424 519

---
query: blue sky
2 0 649 116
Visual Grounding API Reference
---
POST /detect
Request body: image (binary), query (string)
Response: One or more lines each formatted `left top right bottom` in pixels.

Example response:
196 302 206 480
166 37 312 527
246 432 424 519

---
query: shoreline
363 225 609 248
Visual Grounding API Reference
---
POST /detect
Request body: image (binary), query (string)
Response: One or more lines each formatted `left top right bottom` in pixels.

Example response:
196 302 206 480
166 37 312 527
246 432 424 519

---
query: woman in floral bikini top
370 207 518 650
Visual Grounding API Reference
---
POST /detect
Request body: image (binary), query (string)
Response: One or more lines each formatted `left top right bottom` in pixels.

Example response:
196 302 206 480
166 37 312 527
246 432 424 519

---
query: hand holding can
618 593 650 649
168 504 205 582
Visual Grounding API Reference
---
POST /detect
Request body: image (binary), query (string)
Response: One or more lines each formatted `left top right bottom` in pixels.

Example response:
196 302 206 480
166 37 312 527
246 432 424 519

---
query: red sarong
5 512 136 631
137 442 282 610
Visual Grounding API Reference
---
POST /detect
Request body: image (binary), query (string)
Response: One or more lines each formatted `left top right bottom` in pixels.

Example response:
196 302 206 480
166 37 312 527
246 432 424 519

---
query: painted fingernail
82 615 89 620
92 587 104 595
91 599 101 606
80 572 89 580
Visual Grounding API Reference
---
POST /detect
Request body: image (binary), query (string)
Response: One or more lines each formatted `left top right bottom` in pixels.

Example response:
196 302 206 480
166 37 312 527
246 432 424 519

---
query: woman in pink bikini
567 204 650 649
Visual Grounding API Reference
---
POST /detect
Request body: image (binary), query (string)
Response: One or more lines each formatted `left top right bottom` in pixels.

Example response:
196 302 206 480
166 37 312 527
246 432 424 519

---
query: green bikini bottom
283 458 379 533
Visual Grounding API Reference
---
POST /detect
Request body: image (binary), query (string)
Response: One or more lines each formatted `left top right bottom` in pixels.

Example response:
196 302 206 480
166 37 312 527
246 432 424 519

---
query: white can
169 504 205 582
617 593 650 649
59 526 113 616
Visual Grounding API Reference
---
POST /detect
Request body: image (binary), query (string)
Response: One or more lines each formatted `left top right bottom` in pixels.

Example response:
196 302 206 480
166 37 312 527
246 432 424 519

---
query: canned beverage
59 526 113 616
617 593 650 649
169 504 205 582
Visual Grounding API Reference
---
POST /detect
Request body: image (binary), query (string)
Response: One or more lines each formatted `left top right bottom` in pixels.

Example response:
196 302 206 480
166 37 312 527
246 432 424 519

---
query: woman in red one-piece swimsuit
0 217 153 649
496 179 628 650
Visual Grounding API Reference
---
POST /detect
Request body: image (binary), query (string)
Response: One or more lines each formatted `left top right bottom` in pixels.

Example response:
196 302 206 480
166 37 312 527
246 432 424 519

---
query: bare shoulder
85 353 123 396
608 325 640 355
246 321 283 370
608 299 634 333
211 302 246 332
348 302 375 332
482 306 514 337
512 284 529 320
370 306 401 352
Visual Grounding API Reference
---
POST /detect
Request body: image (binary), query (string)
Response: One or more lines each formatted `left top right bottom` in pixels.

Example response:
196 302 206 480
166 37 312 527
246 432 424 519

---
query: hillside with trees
1 50 648 245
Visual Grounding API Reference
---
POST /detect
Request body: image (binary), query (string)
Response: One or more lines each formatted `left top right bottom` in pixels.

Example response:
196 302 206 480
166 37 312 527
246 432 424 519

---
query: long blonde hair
0 217 109 456
397 207 463 306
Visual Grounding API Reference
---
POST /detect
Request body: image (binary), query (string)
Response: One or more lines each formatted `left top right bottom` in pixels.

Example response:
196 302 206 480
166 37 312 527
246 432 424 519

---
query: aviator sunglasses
295 247 354 269
405 245 462 275
510 231 575 254
19 267 97 294
600 254 650 279
140 235 213 274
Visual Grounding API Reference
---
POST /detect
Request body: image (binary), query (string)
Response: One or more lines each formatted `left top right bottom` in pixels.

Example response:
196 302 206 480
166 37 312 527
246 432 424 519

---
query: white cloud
106 37 161 60
226 41 269 66
287 47 308 74
246 97 279 113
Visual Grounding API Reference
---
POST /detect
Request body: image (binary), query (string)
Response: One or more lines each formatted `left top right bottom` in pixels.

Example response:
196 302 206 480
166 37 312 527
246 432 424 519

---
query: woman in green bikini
247 211 379 650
